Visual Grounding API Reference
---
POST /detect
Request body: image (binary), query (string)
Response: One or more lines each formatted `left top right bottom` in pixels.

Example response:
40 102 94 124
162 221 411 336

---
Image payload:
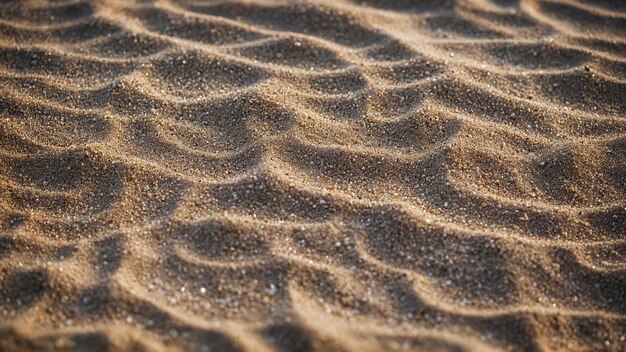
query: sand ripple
1 0 625 351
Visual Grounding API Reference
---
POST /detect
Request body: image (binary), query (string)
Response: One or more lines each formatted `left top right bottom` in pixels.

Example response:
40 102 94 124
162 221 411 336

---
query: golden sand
0 0 625 351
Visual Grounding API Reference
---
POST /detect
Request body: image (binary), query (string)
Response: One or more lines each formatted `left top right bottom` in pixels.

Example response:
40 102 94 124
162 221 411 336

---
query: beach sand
0 0 625 351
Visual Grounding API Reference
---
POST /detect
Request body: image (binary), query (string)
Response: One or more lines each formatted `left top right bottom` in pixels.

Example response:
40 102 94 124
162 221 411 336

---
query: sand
0 0 625 351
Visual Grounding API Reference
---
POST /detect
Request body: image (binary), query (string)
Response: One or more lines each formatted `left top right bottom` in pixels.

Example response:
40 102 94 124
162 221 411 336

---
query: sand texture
0 0 625 351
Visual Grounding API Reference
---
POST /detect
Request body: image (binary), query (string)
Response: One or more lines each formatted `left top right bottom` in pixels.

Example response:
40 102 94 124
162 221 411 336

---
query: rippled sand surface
1 0 625 351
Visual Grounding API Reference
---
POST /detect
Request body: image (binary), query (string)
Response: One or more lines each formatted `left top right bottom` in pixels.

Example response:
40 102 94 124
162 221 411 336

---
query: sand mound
1 0 625 351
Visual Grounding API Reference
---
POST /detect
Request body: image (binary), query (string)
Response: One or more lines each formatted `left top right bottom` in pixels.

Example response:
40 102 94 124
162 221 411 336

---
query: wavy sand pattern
0 0 625 351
